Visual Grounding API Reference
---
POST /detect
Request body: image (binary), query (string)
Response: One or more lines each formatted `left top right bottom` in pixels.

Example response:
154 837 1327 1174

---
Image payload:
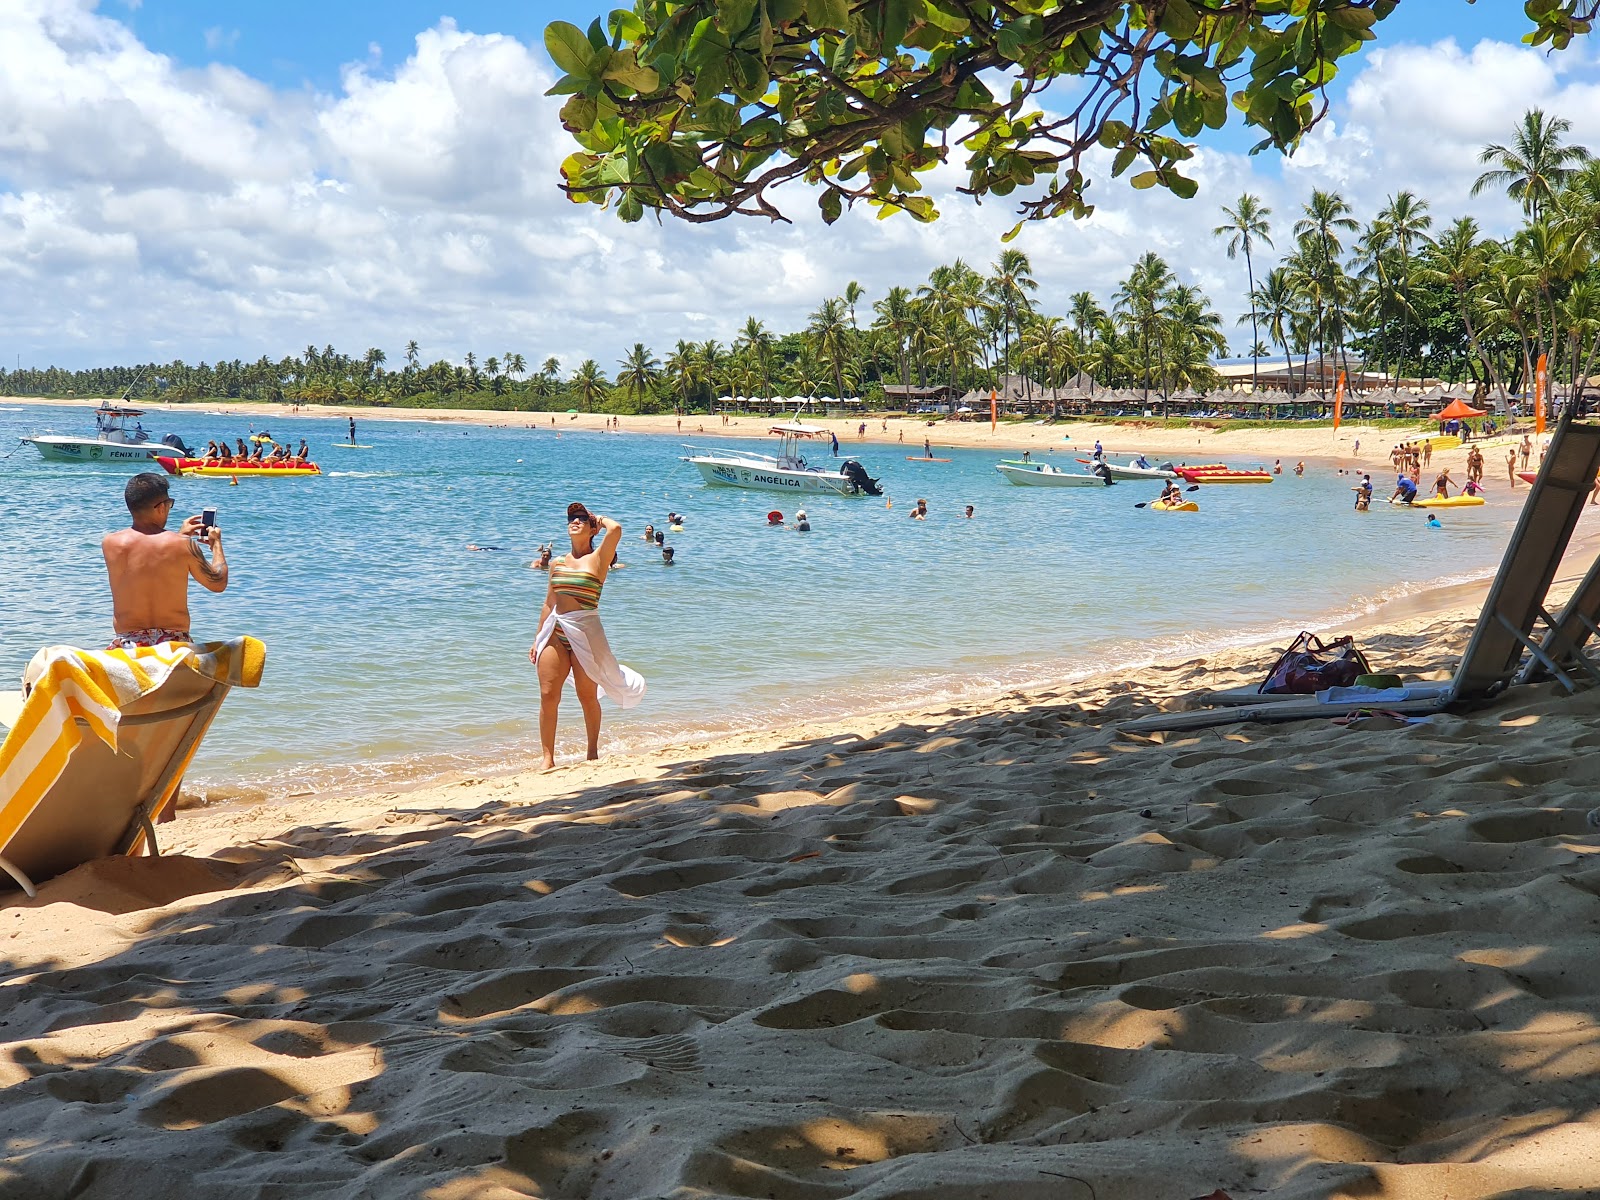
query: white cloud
202 26 239 53
1 5 1599 373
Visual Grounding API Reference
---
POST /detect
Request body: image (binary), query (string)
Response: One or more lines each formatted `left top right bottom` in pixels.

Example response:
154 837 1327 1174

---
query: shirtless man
101 473 228 650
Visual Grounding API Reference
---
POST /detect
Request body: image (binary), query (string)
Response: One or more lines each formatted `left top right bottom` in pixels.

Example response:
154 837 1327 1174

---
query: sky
4 1 1599 373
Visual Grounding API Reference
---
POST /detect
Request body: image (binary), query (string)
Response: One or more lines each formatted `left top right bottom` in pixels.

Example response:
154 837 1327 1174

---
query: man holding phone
101 472 229 650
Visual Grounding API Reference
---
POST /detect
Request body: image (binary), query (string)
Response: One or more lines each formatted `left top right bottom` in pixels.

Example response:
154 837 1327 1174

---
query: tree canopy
546 1 1598 232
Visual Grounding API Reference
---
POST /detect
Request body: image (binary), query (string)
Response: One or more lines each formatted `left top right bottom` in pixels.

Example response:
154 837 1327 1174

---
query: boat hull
1098 461 1179 481
1409 494 1484 508
157 457 321 478
995 463 1108 487
23 436 160 463
688 457 860 496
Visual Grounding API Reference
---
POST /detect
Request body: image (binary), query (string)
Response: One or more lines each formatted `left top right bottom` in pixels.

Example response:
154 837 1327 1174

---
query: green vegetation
547 2 1593 229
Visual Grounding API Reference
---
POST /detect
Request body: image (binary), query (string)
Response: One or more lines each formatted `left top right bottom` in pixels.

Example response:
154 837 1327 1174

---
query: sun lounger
1122 414 1600 734
1453 414 1600 697
0 637 265 897
1517 549 1600 687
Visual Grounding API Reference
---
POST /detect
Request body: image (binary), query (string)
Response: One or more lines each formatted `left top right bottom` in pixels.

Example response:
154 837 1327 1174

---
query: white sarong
532 608 646 708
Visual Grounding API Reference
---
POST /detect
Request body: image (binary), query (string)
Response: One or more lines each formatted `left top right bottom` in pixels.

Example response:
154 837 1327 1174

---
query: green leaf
807 0 848 28
1160 0 1200 42
997 15 1042 62
544 22 594 75
603 51 660 93
559 93 598 132
1129 171 1160 190
717 0 761 36
819 186 844 224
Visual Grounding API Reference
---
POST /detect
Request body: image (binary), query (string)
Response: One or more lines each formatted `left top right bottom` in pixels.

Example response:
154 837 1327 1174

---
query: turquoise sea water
1 403 1519 796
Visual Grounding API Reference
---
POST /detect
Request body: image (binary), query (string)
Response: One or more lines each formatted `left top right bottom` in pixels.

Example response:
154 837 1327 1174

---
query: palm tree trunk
1245 244 1259 392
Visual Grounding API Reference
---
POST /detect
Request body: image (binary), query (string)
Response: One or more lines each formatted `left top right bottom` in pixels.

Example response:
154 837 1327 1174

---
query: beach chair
1120 414 1600 734
1518 552 1600 686
0 637 265 897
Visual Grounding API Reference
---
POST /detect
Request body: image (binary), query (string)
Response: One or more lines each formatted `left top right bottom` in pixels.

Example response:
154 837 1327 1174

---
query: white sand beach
3 581 1598 1199
72 395 1529 472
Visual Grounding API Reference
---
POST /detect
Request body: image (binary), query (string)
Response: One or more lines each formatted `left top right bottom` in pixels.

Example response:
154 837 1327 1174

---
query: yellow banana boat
1409 494 1484 508
157 456 321 478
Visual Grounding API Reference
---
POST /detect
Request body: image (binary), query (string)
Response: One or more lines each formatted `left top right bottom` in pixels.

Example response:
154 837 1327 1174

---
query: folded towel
1316 682 1452 705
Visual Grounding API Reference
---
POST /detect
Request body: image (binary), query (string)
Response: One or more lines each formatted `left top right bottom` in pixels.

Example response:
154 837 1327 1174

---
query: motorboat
20 404 181 464
996 461 1113 487
684 423 881 496
1085 457 1179 481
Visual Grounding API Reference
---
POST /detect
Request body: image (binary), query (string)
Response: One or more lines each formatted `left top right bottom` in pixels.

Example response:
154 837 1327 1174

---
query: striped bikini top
550 559 603 609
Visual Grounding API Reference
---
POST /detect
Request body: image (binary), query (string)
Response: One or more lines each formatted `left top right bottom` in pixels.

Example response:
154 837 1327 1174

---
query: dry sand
4 592 1600 1198
89 395 1531 470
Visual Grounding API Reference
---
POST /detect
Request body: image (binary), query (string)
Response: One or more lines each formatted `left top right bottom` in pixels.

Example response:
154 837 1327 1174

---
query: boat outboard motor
1093 462 1115 486
161 432 196 458
840 459 883 496
1159 461 1176 472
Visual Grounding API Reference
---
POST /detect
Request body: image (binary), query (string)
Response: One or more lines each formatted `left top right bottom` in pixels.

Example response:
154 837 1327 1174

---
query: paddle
1133 485 1200 509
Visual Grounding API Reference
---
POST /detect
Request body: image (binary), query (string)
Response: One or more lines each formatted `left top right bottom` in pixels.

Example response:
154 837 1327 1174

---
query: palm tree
1113 251 1175 400
1213 193 1274 391
872 286 917 400
987 248 1037 387
616 342 660 408
404 341 420 369
1473 108 1592 223
1418 218 1501 393
1293 190 1359 389
699 340 726 409
570 360 607 412
664 340 699 411
806 297 850 399
1251 267 1298 391
842 280 866 330
734 317 774 405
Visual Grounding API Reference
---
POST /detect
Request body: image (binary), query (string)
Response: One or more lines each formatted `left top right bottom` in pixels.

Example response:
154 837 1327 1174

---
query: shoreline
181 522 1584 815
10 393 1513 467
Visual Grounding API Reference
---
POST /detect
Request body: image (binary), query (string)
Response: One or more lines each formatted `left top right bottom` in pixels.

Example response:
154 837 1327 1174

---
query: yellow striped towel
0 638 266 849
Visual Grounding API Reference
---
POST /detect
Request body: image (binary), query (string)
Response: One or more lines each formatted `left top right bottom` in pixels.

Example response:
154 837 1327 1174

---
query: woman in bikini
530 502 641 768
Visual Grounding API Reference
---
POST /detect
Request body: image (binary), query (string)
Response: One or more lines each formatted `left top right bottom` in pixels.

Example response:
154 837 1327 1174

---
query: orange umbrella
1436 397 1487 420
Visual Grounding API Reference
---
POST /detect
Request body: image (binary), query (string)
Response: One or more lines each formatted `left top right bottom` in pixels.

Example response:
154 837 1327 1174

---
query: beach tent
1436 398 1488 421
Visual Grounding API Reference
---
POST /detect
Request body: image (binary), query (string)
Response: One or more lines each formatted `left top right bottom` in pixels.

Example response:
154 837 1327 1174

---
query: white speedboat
996 461 1113 487
1093 457 1179 481
684 423 881 497
21 404 168 464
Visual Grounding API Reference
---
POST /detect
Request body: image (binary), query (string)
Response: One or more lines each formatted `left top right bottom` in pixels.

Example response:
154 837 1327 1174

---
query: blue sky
125 0 1537 97
5 2 1597 370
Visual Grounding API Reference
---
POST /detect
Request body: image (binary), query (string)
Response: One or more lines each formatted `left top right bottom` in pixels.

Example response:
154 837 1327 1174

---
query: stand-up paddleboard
329 442 374 449
905 456 952 462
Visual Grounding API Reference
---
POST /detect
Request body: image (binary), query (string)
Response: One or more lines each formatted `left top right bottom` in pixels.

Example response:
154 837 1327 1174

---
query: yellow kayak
1150 499 1199 512
1410 494 1484 508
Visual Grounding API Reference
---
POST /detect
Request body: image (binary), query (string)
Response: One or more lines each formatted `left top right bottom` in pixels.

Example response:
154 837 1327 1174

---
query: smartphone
199 507 217 534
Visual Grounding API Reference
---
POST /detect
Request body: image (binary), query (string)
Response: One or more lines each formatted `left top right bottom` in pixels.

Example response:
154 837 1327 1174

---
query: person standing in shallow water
529 503 645 768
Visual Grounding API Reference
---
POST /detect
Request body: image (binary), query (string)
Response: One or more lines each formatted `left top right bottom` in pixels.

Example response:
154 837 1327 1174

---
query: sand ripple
2 617 1599 1198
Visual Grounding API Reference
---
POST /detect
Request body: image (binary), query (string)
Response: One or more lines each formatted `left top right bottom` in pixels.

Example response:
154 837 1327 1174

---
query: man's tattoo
190 538 224 580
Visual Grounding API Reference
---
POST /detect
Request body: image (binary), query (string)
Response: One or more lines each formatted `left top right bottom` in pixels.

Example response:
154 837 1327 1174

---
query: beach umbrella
1436 397 1488 420
565 408 579 414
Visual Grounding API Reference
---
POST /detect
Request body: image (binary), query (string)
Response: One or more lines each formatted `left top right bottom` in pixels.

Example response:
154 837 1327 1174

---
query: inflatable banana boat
156 456 321 478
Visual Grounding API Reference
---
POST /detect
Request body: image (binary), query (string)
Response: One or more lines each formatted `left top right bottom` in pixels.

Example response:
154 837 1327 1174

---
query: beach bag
1258 631 1372 695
